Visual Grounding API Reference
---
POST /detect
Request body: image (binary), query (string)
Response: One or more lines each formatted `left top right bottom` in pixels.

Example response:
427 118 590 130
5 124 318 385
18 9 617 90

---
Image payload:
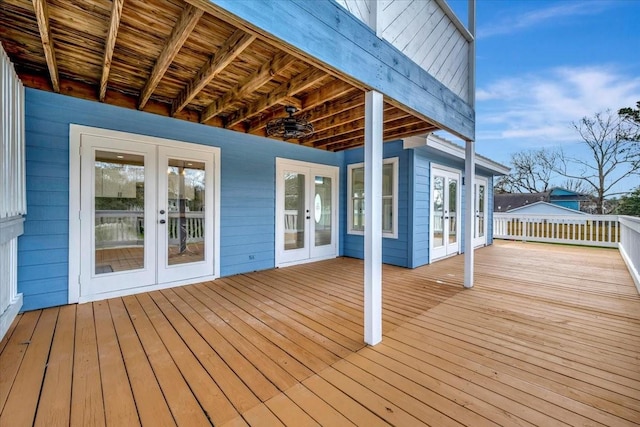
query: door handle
159 219 166 224
306 216 310 220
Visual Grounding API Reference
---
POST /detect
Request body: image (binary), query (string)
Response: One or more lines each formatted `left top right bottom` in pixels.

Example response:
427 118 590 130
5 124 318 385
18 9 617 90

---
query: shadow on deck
1 241 639 426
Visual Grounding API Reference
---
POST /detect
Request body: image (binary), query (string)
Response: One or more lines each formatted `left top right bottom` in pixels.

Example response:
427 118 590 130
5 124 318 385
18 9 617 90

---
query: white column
364 90 383 345
464 139 475 288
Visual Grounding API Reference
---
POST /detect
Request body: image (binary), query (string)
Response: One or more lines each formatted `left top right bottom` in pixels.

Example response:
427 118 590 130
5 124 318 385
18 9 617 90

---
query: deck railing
0 44 26 341
95 210 205 247
494 212 640 292
619 216 640 292
493 213 620 248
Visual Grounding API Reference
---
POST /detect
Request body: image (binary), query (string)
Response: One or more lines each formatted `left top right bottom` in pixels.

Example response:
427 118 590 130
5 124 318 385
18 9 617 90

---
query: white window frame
347 157 399 239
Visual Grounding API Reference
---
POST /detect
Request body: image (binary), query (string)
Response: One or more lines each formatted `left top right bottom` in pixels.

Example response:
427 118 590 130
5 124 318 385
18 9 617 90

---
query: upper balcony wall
335 0 473 105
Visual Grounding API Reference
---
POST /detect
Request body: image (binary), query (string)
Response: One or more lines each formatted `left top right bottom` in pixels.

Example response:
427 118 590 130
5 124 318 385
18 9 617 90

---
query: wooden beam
99 0 124 102
18 71 223 128
32 0 59 92
224 67 326 128
325 122 435 151
247 85 361 135
172 30 256 115
311 108 404 147
200 51 296 123
277 96 302 110
138 4 203 109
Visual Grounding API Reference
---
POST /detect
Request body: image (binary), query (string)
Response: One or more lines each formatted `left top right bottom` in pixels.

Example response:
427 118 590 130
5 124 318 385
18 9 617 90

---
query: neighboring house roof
494 187 590 212
505 201 587 215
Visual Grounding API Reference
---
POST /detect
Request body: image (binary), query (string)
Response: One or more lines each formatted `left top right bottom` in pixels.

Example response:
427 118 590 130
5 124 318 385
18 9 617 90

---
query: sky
445 0 640 194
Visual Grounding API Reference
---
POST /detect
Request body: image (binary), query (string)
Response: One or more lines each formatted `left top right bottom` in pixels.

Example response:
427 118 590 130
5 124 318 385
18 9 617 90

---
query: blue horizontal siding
342 140 411 267
19 88 343 310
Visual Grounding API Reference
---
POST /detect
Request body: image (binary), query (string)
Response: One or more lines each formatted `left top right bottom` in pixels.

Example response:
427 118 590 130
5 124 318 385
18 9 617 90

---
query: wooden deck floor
1 241 639 426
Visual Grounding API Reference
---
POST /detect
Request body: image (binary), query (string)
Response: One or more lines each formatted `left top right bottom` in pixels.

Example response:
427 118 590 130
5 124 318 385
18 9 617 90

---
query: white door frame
275 158 339 267
474 176 488 247
69 125 221 303
430 164 462 262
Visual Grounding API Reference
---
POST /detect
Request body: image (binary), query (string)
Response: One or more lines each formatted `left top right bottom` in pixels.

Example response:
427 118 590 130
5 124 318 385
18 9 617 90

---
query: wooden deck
1 241 639 426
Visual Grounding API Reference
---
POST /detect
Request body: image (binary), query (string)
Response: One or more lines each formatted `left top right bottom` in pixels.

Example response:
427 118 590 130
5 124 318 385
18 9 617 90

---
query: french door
275 159 339 266
431 166 461 261
474 176 488 247
77 131 215 301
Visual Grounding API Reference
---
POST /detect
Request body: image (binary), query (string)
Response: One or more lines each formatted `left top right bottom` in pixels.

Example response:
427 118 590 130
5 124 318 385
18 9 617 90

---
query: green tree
617 187 640 216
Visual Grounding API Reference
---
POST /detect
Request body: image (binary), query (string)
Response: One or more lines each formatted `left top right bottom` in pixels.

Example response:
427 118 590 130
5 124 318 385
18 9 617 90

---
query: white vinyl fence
0 44 26 341
619 216 640 292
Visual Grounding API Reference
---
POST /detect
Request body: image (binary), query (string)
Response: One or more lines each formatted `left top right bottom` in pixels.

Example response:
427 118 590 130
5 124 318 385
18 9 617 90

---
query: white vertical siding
0 43 25 340
336 0 472 104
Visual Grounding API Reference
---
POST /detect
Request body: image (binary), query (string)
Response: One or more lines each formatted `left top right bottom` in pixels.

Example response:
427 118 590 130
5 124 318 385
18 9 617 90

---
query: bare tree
495 148 559 193
553 110 640 214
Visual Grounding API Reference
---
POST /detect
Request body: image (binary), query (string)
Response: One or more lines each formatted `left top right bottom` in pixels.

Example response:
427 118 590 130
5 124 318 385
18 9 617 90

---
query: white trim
619 243 640 293
0 293 22 341
474 175 488 248
0 216 24 244
275 158 339 268
402 133 510 176
69 124 221 304
77 274 217 304
347 157 399 239
429 164 462 263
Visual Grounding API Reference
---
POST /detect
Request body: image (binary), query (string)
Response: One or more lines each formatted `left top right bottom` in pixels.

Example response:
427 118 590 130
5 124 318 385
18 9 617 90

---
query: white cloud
478 1 612 39
476 65 640 147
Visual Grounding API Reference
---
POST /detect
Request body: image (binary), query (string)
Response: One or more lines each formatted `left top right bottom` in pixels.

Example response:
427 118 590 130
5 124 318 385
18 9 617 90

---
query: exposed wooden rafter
32 0 59 92
172 29 256 116
138 4 203 109
200 51 297 123
247 81 357 135
99 0 124 102
324 121 436 151
224 67 326 128
311 107 404 148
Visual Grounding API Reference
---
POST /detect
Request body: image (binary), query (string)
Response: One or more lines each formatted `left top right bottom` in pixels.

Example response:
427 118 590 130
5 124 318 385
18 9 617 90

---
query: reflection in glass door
431 167 461 261
157 146 214 283
94 151 146 274
474 177 488 247
166 159 206 265
276 159 338 266
79 132 215 300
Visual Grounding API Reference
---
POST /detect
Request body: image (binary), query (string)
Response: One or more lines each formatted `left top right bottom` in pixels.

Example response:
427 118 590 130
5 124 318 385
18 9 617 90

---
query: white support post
364 90 383 345
464 139 475 288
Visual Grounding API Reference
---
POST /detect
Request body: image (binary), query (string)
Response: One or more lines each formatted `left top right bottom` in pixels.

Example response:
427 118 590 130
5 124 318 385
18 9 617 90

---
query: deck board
1 241 639 426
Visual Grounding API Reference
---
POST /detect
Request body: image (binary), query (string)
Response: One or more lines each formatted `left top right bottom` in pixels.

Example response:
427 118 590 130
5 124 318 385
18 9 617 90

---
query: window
347 157 398 238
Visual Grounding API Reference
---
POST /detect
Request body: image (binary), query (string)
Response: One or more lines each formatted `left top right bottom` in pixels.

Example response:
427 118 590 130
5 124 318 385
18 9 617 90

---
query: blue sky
446 0 640 193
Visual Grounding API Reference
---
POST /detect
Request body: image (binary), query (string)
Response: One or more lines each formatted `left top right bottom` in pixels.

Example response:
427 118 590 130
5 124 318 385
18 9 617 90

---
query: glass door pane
314 176 332 246
433 176 445 248
478 183 486 238
448 179 457 244
284 172 306 250
94 151 145 274
166 159 206 266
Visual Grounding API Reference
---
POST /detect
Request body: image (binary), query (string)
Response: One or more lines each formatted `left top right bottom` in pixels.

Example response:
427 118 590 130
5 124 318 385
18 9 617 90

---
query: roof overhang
403 134 510 176
191 0 475 141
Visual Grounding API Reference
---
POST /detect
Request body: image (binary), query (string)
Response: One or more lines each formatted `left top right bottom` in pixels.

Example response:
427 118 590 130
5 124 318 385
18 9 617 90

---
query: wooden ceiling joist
138 4 204 110
32 0 59 93
200 51 297 123
246 81 358 135
1 0 445 152
99 0 124 102
224 67 327 128
172 29 256 116
311 107 405 148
